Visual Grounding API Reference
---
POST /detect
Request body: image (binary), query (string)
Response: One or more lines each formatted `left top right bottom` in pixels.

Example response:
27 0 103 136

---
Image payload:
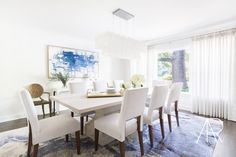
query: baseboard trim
0 113 26 123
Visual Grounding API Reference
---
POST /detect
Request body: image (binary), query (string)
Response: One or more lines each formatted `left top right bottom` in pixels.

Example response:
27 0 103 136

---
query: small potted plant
51 72 69 88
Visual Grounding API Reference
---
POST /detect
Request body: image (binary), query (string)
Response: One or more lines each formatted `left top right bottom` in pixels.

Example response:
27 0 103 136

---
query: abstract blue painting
48 45 99 78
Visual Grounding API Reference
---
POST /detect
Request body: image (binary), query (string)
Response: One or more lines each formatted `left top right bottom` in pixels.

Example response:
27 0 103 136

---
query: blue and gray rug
0 113 223 157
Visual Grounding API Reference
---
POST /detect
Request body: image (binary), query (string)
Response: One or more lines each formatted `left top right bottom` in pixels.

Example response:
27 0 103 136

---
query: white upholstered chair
113 80 124 91
94 88 148 157
69 81 88 95
152 80 172 87
68 81 94 135
19 89 81 157
93 80 108 92
143 85 169 147
164 82 183 132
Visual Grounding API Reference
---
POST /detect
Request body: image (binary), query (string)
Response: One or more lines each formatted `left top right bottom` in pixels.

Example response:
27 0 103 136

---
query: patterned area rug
0 113 222 157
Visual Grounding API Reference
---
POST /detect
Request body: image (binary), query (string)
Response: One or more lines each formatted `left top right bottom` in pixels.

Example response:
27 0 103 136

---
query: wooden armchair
27 83 52 118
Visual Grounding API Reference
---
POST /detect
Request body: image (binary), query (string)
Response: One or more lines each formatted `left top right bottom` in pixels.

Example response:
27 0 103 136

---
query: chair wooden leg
49 102 52 117
32 144 39 157
137 116 144 156
53 102 56 115
148 125 154 147
119 141 125 157
71 112 74 117
27 123 32 157
95 129 99 151
42 104 45 118
75 131 80 154
65 134 69 142
160 118 165 139
80 116 84 135
86 115 89 122
167 114 172 132
159 107 165 139
53 91 56 115
175 101 180 127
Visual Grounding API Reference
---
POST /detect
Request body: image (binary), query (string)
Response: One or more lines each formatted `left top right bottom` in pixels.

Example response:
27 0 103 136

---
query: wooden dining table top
51 94 123 114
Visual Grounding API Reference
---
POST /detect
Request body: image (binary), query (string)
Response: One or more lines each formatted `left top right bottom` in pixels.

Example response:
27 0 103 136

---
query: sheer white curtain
191 29 236 120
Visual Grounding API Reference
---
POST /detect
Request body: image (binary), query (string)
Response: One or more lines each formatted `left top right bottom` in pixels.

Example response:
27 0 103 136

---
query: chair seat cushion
33 114 80 144
143 107 160 125
94 113 137 142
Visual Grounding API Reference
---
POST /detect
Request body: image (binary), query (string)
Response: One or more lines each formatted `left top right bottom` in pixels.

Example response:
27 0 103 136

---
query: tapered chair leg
80 116 84 135
160 118 165 139
119 141 125 157
49 103 52 117
65 134 69 142
32 144 39 157
148 125 154 147
137 116 144 156
75 131 81 154
53 101 56 115
71 112 74 117
86 115 89 122
42 104 45 118
159 107 165 139
175 101 180 127
95 129 99 151
27 124 32 157
167 114 172 132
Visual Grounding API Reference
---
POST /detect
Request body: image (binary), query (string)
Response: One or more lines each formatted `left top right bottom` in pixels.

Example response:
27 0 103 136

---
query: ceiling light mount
112 8 134 20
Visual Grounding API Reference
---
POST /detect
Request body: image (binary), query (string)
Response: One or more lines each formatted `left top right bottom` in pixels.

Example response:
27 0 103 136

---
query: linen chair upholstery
93 80 108 92
94 88 148 157
143 85 169 147
69 81 88 95
20 89 81 157
152 80 172 87
113 80 124 91
164 82 183 132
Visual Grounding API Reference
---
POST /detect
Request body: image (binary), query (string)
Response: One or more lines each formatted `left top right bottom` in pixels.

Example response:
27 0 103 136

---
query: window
157 50 189 92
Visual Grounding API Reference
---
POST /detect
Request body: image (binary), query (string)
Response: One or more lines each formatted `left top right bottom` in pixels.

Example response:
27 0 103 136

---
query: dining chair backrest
165 82 183 113
168 82 183 102
149 85 169 111
113 80 124 91
152 80 172 87
69 81 88 95
19 89 39 135
93 80 108 92
27 83 44 98
120 88 148 122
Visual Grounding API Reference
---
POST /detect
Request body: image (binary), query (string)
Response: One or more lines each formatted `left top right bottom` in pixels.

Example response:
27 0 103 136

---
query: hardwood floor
0 113 236 156
213 120 236 157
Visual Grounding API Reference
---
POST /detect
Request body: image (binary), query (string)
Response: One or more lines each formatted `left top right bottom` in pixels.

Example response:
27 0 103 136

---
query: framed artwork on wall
47 45 99 78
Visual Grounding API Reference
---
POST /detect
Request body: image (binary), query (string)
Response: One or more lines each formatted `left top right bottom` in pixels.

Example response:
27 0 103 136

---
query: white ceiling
1 0 236 41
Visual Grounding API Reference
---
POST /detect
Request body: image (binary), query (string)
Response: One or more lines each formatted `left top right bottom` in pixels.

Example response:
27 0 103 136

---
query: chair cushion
33 114 80 144
143 107 159 125
94 113 137 142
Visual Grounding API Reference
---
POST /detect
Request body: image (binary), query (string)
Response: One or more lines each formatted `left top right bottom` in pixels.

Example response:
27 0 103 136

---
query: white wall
0 19 131 122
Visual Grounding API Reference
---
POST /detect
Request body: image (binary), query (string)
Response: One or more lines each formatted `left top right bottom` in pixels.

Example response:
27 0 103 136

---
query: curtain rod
148 27 236 47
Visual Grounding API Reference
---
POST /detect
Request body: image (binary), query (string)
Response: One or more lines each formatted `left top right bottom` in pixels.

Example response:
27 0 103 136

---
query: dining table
50 93 123 145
